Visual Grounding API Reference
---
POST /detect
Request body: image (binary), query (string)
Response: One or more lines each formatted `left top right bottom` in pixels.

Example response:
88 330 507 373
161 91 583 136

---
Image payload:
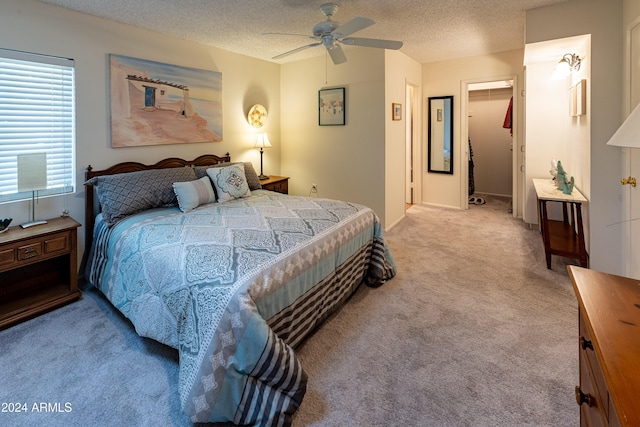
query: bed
83 154 396 426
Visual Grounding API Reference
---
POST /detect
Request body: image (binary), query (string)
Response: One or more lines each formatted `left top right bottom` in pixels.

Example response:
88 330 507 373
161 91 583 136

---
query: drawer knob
575 386 594 407
579 336 593 351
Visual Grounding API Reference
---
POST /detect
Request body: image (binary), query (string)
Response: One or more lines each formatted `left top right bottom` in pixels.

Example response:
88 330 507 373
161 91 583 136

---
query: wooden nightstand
260 176 289 194
0 216 81 329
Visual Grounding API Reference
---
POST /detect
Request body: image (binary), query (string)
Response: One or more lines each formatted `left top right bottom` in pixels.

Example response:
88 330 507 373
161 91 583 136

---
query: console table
532 178 588 269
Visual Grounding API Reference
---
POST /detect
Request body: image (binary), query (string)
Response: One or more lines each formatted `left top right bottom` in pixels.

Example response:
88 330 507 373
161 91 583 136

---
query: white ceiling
37 0 567 64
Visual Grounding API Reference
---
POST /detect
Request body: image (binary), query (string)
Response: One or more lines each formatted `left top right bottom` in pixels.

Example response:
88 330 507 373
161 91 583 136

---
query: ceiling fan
265 2 403 65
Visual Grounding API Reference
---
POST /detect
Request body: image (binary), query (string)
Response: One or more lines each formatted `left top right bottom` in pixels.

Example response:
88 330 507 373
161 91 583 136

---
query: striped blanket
87 190 395 426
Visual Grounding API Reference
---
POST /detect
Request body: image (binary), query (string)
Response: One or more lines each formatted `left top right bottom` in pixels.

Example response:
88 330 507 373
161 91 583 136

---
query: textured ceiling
37 0 567 64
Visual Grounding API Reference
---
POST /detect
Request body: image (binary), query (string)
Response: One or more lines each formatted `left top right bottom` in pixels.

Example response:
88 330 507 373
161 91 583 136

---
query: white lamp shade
254 133 272 148
551 61 571 80
607 103 640 148
17 153 47 192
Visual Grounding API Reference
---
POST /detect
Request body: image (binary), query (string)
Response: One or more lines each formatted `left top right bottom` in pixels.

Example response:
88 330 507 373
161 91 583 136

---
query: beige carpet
292 196 580 426
0 195 579 426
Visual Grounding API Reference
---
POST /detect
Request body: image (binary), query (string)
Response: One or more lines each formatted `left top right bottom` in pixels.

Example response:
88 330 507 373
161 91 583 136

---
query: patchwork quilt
87 190 396 425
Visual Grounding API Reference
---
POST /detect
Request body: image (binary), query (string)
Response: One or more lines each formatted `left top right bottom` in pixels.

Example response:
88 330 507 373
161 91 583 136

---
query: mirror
428 96 454 174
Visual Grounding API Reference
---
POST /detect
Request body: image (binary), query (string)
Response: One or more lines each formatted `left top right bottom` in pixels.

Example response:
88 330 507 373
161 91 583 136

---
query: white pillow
173 176 216 212
206 163 251 203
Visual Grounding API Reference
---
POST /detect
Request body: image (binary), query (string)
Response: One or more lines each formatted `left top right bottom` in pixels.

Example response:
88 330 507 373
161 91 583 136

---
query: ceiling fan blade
262 32 316 39
340 37 403 50
327 44 347 65
332 16 374 38
272 42 322 60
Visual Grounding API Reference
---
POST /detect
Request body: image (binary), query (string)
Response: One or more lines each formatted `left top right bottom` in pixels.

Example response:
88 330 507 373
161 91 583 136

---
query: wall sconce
254 133 272 180
607 102 640 188
247 104 267 128
17 152 48 228
552 53 582 80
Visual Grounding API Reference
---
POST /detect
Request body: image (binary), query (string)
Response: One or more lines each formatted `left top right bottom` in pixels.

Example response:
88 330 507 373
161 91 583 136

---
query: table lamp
254 133 272 180
17 153 48 228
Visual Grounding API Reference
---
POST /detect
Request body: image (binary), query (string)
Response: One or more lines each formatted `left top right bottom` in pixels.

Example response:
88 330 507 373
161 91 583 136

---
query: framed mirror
428 96 454 174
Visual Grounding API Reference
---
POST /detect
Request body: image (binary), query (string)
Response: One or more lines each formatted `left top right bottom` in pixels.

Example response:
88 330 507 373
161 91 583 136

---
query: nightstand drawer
260 176 289 194
268 181 288 193
18 242 42 261
0 247 14 267
44 234 69 254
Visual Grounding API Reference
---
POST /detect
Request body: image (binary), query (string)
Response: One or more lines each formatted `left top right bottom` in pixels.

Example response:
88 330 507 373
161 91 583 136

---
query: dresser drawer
578 347 606 427
579 311 609 420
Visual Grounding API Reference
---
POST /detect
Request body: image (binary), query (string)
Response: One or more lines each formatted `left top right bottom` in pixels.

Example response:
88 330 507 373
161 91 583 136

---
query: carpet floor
0 196 580 426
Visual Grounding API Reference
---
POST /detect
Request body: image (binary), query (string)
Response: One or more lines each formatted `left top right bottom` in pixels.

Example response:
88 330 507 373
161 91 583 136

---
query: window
0 48 75 203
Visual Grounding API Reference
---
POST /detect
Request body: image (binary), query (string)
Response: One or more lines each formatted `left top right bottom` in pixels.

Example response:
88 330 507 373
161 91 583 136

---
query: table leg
575 202 588 267
540 200 552 269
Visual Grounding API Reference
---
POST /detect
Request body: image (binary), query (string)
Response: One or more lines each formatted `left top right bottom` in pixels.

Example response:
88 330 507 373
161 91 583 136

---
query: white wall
523 34 591 226
421 50 525 213
0 0 281 261
280 49 385 224
526 0 623 274
385 49 422 229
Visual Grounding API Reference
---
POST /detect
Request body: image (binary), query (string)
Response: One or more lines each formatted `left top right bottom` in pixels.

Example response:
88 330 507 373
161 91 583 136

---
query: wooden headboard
82 153 231 271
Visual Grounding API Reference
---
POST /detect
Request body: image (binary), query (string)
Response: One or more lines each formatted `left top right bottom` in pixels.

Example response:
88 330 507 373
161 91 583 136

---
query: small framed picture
319 87 345 126
392 103 402 121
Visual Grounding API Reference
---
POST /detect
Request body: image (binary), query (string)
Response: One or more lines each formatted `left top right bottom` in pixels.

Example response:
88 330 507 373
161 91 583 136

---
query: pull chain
325 51 328 85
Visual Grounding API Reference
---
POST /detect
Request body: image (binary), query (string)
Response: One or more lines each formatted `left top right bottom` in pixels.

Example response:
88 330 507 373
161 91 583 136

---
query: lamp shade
551 60 571 80
254 133 272 149
17 153 47 192
607 103 640 148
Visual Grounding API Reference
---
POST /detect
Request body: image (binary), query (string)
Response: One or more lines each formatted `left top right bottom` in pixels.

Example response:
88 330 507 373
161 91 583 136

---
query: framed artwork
569 79 586 117
109 54 223 147
392 103 402 121
319 87 345 126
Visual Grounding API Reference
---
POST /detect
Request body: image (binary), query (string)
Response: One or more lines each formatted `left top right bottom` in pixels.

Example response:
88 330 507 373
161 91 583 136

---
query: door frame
406 81 421 207
460 75 519 216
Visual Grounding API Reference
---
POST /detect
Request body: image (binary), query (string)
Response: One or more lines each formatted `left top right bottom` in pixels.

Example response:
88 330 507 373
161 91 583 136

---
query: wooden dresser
568 266 640 426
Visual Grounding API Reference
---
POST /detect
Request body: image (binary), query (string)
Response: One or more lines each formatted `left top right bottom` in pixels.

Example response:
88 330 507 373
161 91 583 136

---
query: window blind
0 48 75 203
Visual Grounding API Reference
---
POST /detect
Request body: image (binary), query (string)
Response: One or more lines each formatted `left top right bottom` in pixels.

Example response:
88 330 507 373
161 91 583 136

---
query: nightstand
260 176 289 194
0 216 81 329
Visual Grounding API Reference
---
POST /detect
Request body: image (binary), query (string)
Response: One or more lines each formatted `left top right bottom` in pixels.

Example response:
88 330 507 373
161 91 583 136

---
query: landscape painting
109 54 222 147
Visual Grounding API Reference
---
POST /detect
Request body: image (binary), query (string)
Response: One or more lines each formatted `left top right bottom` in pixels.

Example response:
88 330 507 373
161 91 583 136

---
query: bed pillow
173 176 216 212
194 162 262 190
241 162 262 190
85 166 196 226
206 163 251 203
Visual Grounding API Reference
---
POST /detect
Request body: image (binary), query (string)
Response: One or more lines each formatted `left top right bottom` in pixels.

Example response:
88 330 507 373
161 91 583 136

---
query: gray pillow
194 162 262 190
206 163 251 203
86 166 196 226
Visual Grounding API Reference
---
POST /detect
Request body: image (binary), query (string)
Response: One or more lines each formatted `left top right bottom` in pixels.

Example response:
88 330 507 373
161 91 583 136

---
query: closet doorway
463 79 518 216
